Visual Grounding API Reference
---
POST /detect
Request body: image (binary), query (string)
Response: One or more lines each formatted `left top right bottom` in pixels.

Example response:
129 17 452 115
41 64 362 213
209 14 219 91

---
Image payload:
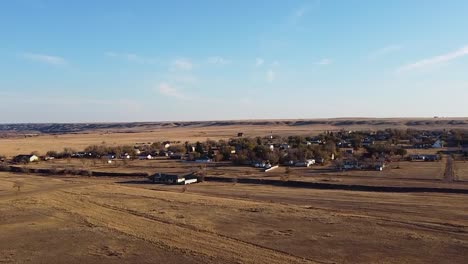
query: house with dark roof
13 154 39 163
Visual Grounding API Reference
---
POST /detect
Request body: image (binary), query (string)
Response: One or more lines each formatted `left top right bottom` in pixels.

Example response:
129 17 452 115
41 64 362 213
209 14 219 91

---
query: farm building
149 173 198 185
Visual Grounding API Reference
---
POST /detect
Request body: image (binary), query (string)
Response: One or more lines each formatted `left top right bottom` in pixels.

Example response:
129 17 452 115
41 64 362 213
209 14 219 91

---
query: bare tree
12 181 24 194
280 173 290 182
232 177 238 185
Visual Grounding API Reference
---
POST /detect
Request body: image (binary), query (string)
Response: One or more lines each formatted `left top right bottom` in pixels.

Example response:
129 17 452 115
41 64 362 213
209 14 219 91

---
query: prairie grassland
1 172 467 264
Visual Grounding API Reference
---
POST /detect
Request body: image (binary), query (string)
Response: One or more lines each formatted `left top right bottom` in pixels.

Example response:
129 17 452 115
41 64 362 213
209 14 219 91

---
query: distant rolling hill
0 118 467 134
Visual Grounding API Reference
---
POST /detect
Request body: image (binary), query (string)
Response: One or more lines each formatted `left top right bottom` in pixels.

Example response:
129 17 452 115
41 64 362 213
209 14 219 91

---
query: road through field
444 156 455 182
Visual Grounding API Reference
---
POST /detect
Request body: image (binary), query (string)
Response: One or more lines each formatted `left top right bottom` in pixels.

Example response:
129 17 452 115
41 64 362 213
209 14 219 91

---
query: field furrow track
115 186 467 235
39 189 319 264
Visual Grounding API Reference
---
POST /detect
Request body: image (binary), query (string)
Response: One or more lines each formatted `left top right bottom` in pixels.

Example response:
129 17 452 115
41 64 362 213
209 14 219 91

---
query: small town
1 1 467 263
2 128 467 186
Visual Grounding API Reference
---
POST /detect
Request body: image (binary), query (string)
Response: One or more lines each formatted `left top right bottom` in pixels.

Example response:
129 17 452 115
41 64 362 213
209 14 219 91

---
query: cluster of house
71 150 169 161
70 150 214 163
264 143 292 151
253 161 274 169
330 130 446 150
282 159 317 167
337 160 386 171
336 137 375 148
10 146 214 164
409 154 440 161
413 140 444 149
251 158 322 172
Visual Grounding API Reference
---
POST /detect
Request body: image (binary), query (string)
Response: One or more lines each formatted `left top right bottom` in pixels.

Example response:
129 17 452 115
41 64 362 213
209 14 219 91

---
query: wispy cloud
240 97 253 105
289 1 320 24
294 7 307 19
256 58 264 67
207 56 231 65
166 74 198 85
158 82 186 99
368 45 402 60
20 53 66 65
397 46 468 73
266 69 275 82
105 52 156 64
171 58 193 71
315 58 332 65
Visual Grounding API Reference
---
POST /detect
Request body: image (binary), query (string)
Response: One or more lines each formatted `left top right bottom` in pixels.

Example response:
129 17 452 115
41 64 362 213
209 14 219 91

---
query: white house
105 154 115 160
121 153 131 159
138 154 153 160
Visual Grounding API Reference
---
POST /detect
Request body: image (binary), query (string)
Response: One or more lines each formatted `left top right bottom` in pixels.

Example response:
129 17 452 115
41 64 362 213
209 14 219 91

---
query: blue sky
1 0 467 123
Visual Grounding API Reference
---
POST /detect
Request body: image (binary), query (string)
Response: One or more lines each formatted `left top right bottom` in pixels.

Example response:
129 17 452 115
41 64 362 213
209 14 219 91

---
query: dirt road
444 156 456 182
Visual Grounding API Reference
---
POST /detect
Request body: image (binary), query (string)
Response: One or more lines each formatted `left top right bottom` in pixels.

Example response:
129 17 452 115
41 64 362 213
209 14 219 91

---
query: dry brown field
1 172 467 263
331 161 446 180
1 119 467 263
454 161 468 181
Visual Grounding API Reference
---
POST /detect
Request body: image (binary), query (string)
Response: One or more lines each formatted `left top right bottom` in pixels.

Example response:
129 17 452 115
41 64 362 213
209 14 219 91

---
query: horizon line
1 116 467 125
